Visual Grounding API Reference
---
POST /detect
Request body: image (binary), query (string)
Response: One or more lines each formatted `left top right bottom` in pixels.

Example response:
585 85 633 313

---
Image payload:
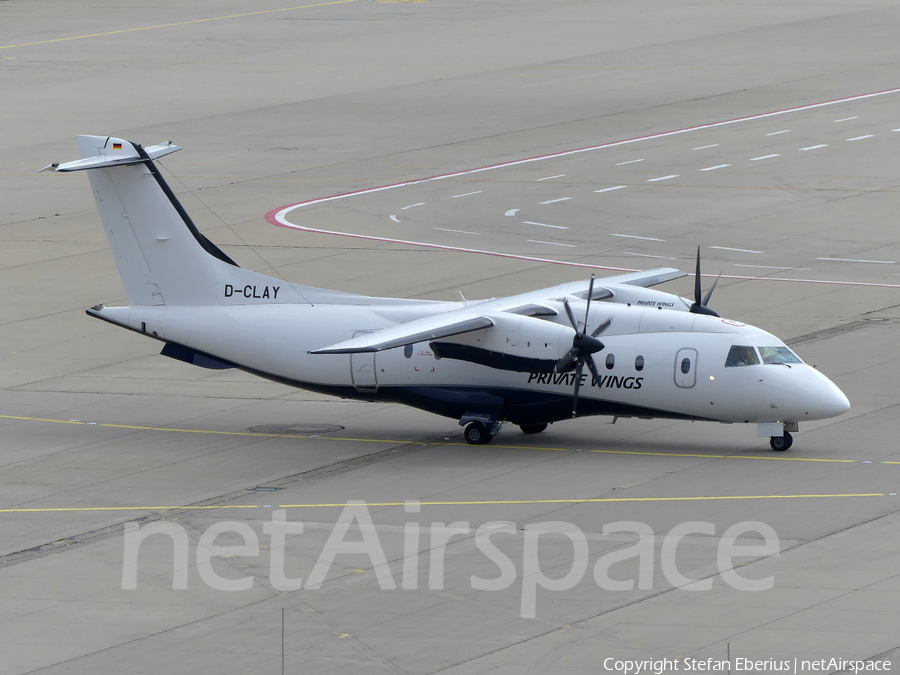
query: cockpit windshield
758 346 802 364
725 345 760 367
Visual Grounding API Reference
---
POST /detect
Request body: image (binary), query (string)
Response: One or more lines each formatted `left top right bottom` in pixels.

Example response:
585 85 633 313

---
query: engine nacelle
431 313 574 373
595 284 689 311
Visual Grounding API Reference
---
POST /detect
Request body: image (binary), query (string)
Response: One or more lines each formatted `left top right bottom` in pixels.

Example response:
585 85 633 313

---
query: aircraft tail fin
45 135 301 307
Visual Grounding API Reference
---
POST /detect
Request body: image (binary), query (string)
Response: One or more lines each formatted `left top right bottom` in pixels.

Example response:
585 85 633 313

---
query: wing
310 313 495 354
310 266 685 358
590 267 686 288
311 305 576 374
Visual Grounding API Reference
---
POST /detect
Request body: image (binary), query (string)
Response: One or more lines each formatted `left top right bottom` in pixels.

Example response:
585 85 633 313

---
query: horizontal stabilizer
40 137 181 173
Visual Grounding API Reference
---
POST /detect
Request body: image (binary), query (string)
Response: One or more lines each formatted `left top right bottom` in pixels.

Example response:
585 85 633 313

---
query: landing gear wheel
520 423 548 435
464 421 493 445
770 431 793 452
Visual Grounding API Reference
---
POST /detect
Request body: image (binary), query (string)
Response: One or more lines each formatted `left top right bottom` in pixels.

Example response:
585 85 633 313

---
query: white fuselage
93 295 850 427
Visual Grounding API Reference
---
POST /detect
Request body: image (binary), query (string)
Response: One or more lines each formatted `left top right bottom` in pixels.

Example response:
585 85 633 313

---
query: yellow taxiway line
0 1 361 51
0 493 888 514
0 492 889 513
0 413 878 463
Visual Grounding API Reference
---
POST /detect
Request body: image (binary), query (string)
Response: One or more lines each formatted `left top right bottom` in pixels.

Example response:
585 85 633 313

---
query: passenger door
350 331 378 391
674 348 697 389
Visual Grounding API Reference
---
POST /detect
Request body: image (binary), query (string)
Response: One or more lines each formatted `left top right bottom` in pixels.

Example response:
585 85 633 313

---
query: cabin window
404 344 413 358
634 355 644 372
605 353 615 370
759 346 802 364
725 345 759 367
680 357 691 374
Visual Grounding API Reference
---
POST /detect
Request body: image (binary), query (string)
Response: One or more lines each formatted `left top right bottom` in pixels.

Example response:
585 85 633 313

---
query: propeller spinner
555 276 612 416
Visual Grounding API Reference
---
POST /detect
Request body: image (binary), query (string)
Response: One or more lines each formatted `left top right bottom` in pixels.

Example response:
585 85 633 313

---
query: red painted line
265 86 900 289
265 221 638 273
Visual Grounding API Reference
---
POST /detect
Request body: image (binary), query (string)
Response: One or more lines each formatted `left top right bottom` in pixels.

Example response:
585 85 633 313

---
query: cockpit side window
725 345 760 368
759 346 802 364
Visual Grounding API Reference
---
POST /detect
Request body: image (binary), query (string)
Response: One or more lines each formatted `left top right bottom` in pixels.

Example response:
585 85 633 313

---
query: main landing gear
769 432 793 452
462 419 549 444
460 413 502 445
464 421 492 445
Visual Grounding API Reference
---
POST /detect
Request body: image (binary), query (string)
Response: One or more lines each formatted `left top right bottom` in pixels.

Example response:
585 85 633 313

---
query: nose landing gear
769 431 793 452
759 422 797 452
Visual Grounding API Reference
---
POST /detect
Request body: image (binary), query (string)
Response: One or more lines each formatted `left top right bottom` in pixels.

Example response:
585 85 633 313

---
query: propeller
689 246 721 317
555 276 613 416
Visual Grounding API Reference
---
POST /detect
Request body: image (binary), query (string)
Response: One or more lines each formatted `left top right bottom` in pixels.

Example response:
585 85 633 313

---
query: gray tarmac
3 1 900 673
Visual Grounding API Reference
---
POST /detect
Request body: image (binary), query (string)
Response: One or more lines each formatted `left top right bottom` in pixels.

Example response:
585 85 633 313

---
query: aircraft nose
827 384 851 415
805 368 850 419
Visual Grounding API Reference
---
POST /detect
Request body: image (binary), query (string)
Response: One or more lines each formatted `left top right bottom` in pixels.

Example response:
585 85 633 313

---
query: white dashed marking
610 233 665 241
835 116 859 122
749 154 780 161
401 203 425 210
709 246 763 253
846 135 874 141
693 144 719 150
536 174 565 181
623 252 678 260
594 185 628 193
435 228 480 235
504 209 520 217
647 175 678 182
451 191 482 198
389 215 401 223
616 159 644 165
528 240 577 248
523 221 568 230
539 197 572 205
817 257 895 264
734 264 812 271
700 164 731 171
800 144 828 151
766 130 790 136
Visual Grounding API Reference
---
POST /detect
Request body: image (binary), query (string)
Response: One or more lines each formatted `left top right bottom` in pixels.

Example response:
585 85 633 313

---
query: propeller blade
555 348 579 373
702 272 722 307
591 317 612 338
583 275 595 332
572 360 585 416
689 247 721 317
694 246 703 306
585 353 601 384
563 299 579 333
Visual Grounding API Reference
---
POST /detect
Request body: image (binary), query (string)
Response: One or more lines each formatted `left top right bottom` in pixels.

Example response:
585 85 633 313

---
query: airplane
42 135 851 452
